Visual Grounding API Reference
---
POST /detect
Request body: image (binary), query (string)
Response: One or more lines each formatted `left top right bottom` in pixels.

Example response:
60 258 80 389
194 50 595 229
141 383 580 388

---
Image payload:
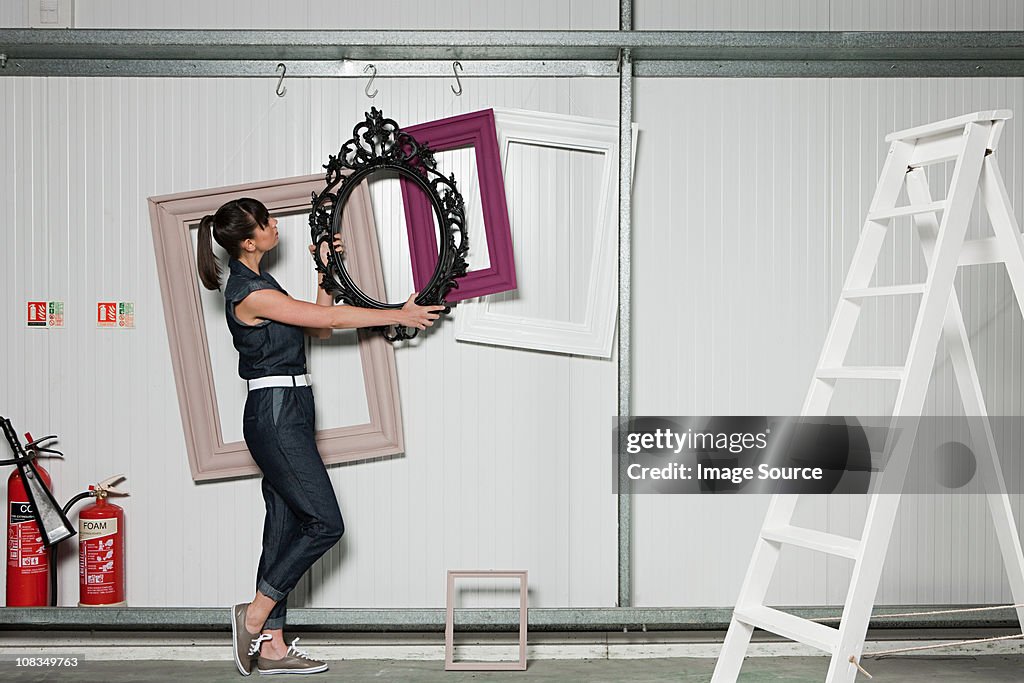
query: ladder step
733 605 839 653
867 200 948 221
761 526 862 559
816 367 904 380
842 284 927 299
884 109 1012 142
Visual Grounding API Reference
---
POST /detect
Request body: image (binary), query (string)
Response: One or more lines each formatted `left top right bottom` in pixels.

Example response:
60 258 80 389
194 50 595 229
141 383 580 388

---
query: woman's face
250 215 280 253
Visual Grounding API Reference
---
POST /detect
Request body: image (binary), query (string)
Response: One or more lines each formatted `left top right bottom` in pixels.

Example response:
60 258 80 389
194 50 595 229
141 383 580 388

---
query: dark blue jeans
242 386 344 630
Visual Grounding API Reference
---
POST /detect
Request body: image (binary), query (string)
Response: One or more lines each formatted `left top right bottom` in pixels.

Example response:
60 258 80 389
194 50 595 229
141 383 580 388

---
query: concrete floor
2 656 1023 682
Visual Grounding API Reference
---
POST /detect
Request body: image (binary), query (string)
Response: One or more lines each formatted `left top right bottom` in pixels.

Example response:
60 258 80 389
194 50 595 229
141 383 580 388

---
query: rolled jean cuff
262 615 286 630
257 578 288 603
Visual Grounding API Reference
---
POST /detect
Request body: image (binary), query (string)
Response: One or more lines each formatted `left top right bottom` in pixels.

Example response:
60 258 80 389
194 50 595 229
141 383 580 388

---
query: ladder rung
761 526 861 559
816 367 904 380
907 134 964 167
867 200 948 222
885 109 1012 142
733 605 839 653
842 284 926 299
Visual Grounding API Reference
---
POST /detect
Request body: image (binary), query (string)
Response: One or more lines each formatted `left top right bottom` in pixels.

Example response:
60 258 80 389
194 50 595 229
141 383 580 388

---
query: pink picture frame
148 174 404 482
401 108 516 303
445 570 528 671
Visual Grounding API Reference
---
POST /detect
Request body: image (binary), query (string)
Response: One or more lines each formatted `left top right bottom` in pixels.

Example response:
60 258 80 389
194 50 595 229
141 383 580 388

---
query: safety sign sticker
80 521 117 592
48 301 65 328
118 302 135 329
8 502 47 573
97 302 134 329
27 301 64 328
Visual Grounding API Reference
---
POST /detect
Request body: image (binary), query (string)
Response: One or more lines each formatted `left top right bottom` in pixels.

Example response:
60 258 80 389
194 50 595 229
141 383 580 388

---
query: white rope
811 602 1024 623
866 632 1024 657
802 603 1024 678
848 655 873 679
849 633 1024 678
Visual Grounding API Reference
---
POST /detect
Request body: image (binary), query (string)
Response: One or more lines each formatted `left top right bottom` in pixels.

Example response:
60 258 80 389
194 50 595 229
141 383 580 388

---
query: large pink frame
401 109 516 303
148 174 404 482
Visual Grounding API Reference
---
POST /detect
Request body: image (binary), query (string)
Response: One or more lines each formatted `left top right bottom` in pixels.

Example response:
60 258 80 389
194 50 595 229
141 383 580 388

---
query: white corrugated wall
3 1 1024 613
634 0 1024 30
9 0 1019 31
623 0 1024 613
0 0 615 29
0 73 621 609
632 76 1024 607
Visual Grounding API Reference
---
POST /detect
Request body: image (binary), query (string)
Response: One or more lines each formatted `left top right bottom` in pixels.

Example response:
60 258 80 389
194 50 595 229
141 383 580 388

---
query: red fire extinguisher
6 462 52 606
78 475 127 607
5 429 72 607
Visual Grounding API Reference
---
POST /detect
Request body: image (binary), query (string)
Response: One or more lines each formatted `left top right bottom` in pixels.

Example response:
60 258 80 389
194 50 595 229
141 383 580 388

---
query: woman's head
196 197 276 290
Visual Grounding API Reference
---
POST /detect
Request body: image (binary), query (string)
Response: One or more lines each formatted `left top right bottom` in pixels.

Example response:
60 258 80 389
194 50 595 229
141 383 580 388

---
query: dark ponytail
194 197 272 290
197 215 221 290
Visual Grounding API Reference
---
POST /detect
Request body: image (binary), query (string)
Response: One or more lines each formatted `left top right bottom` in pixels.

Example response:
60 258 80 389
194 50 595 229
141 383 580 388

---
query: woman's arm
303 236 344 339
302 268 337 339
236 289 444 332
236 235 445 332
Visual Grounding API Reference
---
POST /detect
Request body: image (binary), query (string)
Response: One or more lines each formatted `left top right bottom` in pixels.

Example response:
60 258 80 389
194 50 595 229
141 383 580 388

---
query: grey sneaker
231 602 264 676
257 637 329 675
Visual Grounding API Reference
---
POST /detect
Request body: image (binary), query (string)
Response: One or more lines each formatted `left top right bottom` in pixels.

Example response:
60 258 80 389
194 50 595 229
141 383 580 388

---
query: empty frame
454 109 630 358
402 108 516 303
149 173 404 482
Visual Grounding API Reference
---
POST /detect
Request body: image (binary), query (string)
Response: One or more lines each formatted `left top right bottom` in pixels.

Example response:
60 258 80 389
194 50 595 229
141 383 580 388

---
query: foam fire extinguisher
3 425 75 607
78 475 127 607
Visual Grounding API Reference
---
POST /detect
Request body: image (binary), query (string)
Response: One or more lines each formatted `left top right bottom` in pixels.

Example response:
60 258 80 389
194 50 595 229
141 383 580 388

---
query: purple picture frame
400 109 516 302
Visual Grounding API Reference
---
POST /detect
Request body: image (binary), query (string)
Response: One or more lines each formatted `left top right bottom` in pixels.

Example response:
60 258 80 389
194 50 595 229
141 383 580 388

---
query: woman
196 197 442 677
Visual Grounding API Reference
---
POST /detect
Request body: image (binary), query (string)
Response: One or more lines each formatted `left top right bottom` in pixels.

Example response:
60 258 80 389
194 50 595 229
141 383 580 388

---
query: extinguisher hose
48 491 101 607
61 492 94 517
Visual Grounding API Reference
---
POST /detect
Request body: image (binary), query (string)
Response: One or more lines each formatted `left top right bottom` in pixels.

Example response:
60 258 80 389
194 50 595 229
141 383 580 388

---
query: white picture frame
453 108 635 358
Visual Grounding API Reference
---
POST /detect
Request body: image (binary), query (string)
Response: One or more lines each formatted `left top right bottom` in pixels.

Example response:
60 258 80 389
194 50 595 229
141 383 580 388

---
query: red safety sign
97 302 134 329
97 302 118 328
26 302 47 327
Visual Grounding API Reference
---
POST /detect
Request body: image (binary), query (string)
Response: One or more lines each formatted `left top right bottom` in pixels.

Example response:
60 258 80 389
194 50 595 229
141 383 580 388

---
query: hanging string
800 603 1024 679
215 88 285 185
849 633 1024 679
867 632 1024 657
848 655 873 679
811 602 1024 623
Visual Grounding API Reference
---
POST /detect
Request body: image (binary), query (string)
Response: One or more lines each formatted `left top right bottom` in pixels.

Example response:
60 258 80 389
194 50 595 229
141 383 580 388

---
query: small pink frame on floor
148 173 404 482
444 569 528 671
401 109 516 303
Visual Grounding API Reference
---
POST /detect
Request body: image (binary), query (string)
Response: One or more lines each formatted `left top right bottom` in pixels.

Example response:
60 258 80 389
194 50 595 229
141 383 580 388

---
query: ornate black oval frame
309 107 469 341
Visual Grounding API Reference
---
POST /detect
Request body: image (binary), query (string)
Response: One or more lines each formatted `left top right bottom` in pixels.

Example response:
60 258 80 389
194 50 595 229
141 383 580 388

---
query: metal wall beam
617 1 634 612
2 30 1024 78
2 29 1023 61
0 59 616 78
0 606 1015 632
636 59 1024 78
7 58 1022 79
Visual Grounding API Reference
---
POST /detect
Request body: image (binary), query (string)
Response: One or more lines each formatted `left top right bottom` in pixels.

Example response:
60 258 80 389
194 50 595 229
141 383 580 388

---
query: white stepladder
711 110 1024 683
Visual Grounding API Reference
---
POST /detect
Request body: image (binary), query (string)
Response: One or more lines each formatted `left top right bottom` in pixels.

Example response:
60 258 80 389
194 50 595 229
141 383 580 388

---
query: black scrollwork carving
310 107 469 342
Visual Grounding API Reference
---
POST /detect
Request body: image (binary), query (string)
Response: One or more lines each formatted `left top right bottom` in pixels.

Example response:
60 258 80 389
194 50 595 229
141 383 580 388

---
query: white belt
246 374 312 391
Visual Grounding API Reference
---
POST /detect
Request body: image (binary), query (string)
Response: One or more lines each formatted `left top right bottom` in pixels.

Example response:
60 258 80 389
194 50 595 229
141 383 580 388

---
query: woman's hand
306 234 346 336
308 234 345 261
397 293 446 331
241 289 448 333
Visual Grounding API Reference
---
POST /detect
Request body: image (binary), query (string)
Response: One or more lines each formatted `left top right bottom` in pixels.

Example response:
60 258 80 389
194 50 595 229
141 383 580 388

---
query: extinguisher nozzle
18 459 76 547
